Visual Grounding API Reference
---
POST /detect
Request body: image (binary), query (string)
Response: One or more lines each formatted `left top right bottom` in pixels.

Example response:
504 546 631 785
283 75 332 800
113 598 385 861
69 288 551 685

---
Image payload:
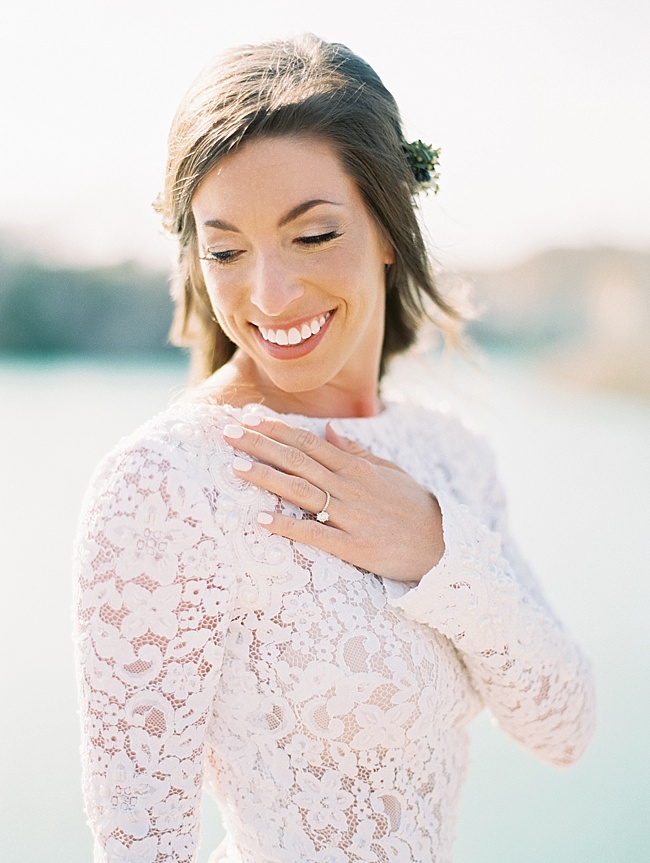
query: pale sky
1 0 648 270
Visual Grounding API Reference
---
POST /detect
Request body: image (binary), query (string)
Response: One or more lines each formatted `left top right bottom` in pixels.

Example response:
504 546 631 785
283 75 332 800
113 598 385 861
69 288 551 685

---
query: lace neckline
175 394 399 427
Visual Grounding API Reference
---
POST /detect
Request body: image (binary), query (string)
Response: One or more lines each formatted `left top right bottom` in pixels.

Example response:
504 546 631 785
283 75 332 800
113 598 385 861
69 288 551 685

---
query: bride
73 34 595 863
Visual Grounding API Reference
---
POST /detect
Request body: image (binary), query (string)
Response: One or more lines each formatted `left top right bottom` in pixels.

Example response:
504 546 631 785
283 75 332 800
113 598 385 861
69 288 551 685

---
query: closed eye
199 231 341 263
297 231 342 247
199 249 241 264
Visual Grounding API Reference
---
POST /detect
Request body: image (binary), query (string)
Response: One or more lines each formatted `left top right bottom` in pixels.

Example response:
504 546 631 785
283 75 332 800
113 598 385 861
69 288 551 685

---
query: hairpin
403 140 441 193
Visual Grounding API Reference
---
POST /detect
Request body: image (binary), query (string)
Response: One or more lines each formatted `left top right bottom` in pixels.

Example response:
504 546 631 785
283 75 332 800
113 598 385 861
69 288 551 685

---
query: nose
249 250 304 317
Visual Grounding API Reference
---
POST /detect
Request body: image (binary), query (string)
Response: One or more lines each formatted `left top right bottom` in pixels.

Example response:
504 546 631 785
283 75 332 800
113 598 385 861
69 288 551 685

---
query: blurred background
1 1 648 861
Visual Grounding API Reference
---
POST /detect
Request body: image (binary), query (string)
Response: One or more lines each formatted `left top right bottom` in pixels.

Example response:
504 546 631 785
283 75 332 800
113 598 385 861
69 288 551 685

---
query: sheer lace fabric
73 400 595 863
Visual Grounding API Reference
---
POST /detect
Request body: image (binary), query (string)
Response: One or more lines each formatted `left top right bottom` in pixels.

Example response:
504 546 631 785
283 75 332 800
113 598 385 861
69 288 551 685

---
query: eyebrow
202 199 342 232
278 199 342 227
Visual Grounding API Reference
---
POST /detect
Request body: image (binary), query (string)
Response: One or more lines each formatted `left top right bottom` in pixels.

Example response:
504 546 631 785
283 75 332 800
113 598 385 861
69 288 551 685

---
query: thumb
325 423 383 463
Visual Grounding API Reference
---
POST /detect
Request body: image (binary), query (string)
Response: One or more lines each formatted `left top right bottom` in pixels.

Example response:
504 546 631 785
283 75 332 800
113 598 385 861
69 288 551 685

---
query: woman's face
191 135 394 415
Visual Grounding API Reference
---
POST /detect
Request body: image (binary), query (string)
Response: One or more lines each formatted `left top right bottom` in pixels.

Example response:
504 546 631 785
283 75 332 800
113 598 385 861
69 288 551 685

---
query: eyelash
298 230 341 246
199 231 342 265
199 250 239 264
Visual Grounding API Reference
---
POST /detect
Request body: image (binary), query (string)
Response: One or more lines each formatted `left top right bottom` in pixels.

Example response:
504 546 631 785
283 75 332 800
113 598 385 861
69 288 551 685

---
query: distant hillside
0 250 178 356
458 247 650 397
1 242 648 396
462 246 650 349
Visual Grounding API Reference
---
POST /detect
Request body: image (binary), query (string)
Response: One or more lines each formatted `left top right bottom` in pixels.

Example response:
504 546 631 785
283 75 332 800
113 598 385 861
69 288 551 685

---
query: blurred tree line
0 247 178 356
1 240 648 396
462 246 650 353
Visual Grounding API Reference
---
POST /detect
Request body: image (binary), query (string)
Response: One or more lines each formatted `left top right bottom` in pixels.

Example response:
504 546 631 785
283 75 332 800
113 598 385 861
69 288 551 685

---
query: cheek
201 272 245 341
317 246 368 290
202 268 237 315
341 247 387 303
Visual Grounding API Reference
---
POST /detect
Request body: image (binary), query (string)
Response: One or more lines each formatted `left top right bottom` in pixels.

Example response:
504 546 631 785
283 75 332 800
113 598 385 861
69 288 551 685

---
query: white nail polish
224 424 244 439
257 512 273 524
242 413 261 427
232 456 252 472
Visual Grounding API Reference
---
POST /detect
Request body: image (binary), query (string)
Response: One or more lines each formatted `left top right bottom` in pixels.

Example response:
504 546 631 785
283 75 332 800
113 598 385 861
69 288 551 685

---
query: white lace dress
73 398 595 863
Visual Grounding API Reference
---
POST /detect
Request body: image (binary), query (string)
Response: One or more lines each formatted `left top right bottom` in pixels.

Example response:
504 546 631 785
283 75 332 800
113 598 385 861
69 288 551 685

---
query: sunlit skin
193 136 394 420
191 136 444 580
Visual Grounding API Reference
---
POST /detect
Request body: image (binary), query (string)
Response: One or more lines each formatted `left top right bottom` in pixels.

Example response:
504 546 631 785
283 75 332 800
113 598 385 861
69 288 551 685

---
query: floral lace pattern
73 399 595 863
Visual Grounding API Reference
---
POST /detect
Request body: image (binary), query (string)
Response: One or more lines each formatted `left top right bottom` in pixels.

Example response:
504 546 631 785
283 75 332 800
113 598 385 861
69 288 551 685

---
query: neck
255 386 382 419
199 355 382 418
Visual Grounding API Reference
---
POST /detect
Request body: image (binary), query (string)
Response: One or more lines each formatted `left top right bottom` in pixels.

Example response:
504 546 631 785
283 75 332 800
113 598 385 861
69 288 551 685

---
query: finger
224 423 331 492
256 510 373 573
325 423 392 465
240 415 351 473
256 509 347 555
325 423 399 469
232 454 333 519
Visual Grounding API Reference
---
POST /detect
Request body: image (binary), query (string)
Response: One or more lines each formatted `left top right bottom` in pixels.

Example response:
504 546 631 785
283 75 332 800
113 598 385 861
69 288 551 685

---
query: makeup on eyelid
191 135 393 416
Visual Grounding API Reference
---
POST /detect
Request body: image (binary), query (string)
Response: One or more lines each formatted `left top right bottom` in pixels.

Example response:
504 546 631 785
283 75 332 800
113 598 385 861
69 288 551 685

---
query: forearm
388 492 596 765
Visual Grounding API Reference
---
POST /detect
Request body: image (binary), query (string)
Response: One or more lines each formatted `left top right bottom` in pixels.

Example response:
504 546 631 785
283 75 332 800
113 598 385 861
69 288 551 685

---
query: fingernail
224 424 244 439
242 413 261 427
257 512 273 525
232 456 252 472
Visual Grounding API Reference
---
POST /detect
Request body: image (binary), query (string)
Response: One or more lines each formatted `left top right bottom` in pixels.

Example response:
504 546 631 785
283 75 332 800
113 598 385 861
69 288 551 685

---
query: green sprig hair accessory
402 139 441 194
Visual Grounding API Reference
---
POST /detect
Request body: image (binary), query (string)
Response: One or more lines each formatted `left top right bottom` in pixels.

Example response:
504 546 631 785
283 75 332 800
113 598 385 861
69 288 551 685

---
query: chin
263 369 334 396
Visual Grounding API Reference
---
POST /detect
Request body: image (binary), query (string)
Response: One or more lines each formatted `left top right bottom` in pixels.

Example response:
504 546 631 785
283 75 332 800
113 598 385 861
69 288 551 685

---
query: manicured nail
224 424 244 439
257 512 273 525
242 413 261 427
232 456 252 472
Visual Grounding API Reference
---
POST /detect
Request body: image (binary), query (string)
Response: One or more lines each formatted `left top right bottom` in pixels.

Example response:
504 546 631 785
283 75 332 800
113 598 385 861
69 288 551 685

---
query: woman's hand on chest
223 415 445 582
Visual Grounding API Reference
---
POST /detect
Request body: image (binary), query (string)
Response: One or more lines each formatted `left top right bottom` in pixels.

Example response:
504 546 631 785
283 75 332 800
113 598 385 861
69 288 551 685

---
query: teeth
257 312 330 346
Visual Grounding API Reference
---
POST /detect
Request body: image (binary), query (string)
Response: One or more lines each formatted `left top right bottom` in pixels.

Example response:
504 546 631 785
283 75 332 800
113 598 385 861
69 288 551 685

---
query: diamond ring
316 490 331 523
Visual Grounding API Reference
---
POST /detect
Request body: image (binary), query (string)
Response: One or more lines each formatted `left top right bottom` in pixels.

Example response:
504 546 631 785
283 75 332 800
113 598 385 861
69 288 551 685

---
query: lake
1 356 648 862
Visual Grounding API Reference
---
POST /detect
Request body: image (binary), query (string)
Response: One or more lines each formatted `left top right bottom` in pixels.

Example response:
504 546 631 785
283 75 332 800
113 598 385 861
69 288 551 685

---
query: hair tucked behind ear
156 33 461 383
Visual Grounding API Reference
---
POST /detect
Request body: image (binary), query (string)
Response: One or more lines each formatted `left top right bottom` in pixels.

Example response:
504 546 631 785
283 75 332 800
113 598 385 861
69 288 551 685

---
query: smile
257 312 332 346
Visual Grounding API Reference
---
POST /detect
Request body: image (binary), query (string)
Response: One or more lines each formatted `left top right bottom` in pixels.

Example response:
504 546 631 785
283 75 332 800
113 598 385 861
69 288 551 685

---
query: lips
252 310 334 359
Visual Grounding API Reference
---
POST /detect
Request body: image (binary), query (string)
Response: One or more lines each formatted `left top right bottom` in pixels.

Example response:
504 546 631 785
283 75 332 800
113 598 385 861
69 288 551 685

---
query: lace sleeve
387 445 596 768
72 438 236 862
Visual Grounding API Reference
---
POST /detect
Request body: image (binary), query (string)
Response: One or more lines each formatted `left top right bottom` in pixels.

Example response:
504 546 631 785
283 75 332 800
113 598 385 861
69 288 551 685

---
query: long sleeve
72 437 237 863
387 439 596 767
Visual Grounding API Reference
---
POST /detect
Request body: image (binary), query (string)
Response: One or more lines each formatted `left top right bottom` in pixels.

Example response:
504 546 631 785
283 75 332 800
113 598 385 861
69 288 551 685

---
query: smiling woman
157 35 456 386
73 33 595 863
191 136 394 417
